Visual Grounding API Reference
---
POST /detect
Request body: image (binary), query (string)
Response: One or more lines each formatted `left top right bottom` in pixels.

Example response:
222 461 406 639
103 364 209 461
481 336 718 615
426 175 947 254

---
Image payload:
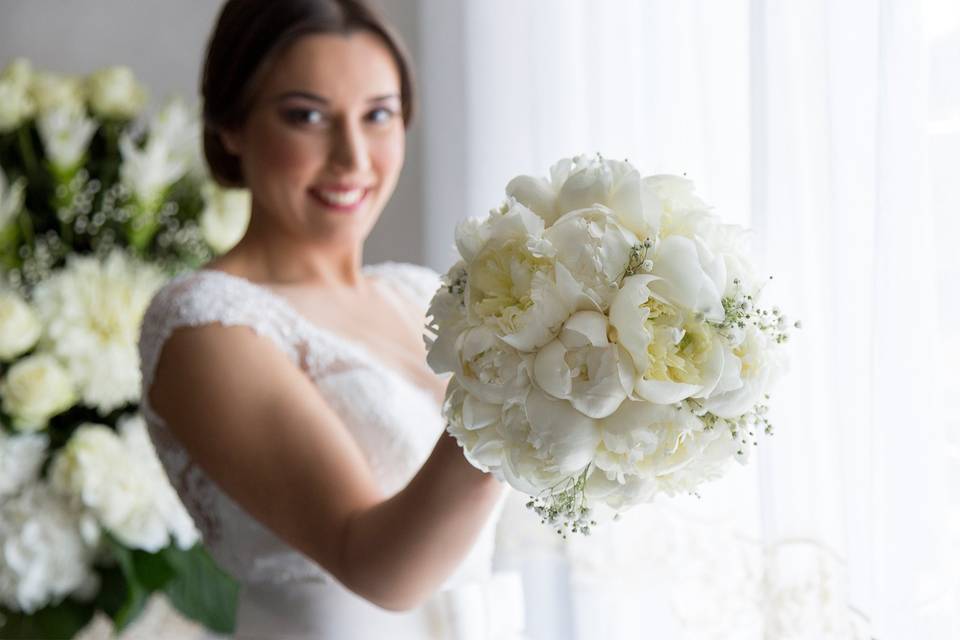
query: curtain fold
418 0 959 637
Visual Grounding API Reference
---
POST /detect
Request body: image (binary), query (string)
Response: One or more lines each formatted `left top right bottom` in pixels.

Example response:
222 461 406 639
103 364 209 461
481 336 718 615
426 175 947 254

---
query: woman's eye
366 107 395 124
284 108 326 125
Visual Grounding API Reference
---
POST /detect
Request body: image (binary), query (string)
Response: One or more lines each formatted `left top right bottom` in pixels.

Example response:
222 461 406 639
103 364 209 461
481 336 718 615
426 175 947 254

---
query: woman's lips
308 186 370 212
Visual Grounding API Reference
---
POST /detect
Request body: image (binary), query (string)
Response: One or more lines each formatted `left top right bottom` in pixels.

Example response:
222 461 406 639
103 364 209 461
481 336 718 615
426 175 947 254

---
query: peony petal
525 386 599 474
462 393 501 430
634 378 701 404
505 175 558 225
532 338 572 400
609 274 658 375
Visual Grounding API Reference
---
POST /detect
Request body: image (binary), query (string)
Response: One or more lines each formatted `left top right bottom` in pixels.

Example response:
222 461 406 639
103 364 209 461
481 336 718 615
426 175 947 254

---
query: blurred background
1 0 957 638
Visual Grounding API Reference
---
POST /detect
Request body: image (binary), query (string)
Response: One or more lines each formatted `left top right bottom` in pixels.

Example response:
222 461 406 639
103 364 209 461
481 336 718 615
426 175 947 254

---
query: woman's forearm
338 431 504 611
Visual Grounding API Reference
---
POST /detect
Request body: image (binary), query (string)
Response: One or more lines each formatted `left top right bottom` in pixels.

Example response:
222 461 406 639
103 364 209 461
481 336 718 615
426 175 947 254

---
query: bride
138 0 526 637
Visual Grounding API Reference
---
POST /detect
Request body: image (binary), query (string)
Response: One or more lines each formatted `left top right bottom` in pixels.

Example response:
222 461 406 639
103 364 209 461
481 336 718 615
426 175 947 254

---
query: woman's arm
149 323 503 612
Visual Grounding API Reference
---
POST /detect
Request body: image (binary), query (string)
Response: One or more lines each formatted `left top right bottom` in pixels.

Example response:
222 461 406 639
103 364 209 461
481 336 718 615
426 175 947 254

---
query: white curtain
418 0 960 638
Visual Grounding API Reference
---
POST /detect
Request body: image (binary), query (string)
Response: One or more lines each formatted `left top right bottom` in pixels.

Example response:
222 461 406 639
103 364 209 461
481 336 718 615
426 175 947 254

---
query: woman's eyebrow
273 91 400 104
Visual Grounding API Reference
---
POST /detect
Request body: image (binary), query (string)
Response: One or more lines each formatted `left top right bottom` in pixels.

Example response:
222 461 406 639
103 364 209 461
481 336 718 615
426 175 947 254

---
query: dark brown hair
201 0 416 187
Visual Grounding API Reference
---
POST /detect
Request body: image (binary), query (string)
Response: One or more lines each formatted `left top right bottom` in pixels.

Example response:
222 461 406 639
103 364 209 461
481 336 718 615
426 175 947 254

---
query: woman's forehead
261 31 401 101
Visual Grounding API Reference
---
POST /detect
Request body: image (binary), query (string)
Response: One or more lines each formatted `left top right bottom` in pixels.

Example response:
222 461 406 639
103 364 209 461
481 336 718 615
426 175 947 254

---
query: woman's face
223 32 405 244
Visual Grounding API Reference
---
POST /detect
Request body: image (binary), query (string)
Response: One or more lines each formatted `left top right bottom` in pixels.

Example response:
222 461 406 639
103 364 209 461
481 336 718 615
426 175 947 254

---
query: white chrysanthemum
50 416 199 552
0 165 26 229
0 288 41 360
36 102 97 172
85 66 146 119
0 353 77 432
0 483 100 613
32 251 166 414
0 431 48 499
200 182 251 254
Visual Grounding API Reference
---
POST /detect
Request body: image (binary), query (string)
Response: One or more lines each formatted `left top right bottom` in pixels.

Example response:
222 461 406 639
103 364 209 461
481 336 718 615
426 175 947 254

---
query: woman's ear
219 128 243 155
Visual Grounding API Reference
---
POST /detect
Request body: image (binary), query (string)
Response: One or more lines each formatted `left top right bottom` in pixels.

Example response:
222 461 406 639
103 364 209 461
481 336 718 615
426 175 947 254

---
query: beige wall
0 0 426 266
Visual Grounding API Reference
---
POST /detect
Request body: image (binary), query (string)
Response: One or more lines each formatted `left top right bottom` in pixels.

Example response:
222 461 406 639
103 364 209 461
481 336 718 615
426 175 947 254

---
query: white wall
0 0 426 266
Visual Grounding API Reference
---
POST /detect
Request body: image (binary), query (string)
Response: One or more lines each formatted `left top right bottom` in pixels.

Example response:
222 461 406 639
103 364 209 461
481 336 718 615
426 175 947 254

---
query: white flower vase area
0 59 249 638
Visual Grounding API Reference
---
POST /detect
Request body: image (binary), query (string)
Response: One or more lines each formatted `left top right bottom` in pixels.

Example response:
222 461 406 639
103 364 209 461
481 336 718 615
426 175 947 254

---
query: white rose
51 419 199 552
0 354 76 432
0 483 100 613
200 182 251 254
544 205 639 308
0 289 42 360
0 431 48 499
0 165 26 229
453 325 533 404
648 234 726 322
85 66 146 119
29 71 84 114
36 103 97 172
533 310 634 419
465 202 581 351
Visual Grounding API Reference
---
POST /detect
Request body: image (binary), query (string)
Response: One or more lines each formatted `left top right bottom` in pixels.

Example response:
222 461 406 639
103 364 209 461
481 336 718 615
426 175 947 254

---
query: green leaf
132 549 176 592
0 599 95 640
103 539 149 633
162 544 239 634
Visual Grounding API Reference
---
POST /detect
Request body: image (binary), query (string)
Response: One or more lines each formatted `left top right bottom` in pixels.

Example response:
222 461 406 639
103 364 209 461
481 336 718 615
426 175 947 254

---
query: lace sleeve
138 272 300 398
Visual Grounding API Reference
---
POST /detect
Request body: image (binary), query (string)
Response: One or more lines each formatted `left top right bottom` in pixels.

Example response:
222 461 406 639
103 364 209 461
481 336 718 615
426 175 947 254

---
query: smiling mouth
308 187 370 211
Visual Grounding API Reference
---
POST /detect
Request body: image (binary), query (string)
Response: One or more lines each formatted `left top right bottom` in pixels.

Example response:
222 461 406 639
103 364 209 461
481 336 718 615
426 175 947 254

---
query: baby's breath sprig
525 465 597 537
685 396 774 457
713 277 801 344
620 238 655 282
445 267 468 308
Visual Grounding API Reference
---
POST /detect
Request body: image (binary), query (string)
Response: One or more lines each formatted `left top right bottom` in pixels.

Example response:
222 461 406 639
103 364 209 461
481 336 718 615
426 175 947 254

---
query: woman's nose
328 118 370 174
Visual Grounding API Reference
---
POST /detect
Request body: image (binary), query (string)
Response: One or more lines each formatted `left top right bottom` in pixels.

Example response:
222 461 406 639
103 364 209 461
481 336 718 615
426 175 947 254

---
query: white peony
0 165 26 230
0 353 76 432
443 380 507 472
425 260 470 374
85 66 146 119
0 431 48 499
32 251 166 414
36 102 97 172
641 174 710 226
533 310 635 419
648 234 727 322
544 205 639 308
50 416 199 552
465 202 581 351
451 324 533 404
701 324 783 419
29 70 84 115
0 289 41 361
507 154 663 239
199 182 251 254
0 483 100 613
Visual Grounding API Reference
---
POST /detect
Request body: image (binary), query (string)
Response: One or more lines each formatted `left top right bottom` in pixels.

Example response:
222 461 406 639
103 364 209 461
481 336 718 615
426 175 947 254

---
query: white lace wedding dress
138 261 526 640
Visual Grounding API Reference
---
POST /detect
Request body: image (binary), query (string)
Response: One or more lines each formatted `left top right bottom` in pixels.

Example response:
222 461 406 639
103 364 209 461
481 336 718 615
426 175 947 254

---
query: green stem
17 126 42 184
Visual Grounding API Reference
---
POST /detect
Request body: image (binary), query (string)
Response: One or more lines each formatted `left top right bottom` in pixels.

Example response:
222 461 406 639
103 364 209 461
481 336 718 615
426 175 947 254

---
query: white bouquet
426 154 796 535
0 59 243 637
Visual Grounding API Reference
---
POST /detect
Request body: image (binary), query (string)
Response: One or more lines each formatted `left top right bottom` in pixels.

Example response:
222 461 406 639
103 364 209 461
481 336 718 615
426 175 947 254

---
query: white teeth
317 189 364 206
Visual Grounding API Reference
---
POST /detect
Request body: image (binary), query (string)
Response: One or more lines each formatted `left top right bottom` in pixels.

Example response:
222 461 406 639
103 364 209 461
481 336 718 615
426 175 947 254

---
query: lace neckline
193 264 439 405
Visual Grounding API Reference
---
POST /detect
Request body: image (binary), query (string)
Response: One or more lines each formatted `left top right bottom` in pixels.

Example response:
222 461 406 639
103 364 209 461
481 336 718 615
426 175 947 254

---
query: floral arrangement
426 154 797 536
0 59 248 638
